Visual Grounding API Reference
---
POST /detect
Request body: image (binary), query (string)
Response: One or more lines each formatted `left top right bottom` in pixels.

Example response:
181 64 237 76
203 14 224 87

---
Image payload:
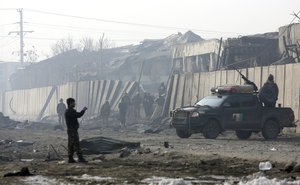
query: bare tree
96 37 116 49
51 35 116 56
79 36 95 51
51 35 74 55
25 45 39 63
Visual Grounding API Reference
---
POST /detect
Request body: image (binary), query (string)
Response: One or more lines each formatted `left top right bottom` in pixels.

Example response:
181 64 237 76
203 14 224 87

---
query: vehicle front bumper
171 117 188 128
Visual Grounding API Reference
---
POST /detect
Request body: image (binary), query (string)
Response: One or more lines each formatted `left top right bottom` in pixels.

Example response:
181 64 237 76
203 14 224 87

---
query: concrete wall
1 80 137 121
173 39 221 58
279 23 300 57
172 39 222 73
165 63 300 131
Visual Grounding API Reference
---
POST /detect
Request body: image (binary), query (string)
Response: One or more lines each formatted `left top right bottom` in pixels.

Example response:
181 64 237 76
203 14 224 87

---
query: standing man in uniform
100 100 111 125
65 98 88 163
118 92 130 127
57 98 67 129
259 74 279 107
132 93 142 121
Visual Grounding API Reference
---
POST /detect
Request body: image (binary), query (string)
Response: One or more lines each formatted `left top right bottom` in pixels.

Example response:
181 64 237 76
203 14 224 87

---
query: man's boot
78 155 88 163
68 156 76 163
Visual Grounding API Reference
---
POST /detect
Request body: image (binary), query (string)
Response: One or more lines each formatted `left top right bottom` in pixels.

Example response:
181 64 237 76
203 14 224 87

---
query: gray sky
0 0 299 62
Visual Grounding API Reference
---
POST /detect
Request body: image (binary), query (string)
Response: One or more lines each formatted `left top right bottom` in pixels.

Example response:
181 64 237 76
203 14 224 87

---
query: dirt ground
1 122 300 184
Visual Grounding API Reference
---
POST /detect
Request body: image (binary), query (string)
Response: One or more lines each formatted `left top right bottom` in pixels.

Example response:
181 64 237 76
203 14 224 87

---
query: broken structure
221 32 280 69
172 39 222 73
278 23 300 63
9 31 203 93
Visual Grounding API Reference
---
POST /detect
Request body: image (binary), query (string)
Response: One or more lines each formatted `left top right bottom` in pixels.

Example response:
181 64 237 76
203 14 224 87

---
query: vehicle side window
240 96 257 107
225 97 240 108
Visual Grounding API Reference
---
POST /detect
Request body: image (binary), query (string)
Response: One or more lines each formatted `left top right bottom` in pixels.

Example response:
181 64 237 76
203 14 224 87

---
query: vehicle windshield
195 95 227 107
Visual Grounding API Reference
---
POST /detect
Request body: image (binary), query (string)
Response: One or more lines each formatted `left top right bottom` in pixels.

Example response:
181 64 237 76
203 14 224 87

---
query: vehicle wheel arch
207 117 223 130
262 118 280 140
263 117 279 127
202 118 222 139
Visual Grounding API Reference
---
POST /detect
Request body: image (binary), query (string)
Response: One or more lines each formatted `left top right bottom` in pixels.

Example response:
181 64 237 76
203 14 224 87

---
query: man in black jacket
259 74 279 107
65 98 88 163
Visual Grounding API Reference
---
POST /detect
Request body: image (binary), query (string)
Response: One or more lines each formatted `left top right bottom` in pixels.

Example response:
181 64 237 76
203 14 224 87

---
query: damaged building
172 38 222 73
171 32 280 74
9 31 203 93
278 23 300 64
221 32 280 69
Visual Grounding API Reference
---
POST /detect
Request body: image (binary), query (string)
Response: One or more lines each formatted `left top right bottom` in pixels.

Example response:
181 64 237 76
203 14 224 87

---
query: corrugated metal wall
1 80 137 121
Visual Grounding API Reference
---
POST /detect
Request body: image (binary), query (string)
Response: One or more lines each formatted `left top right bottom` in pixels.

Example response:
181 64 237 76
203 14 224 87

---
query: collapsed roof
10 31 203 90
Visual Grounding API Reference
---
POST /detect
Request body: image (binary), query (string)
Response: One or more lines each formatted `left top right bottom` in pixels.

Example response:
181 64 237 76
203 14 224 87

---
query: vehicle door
221 95 242 129
238 95 261 129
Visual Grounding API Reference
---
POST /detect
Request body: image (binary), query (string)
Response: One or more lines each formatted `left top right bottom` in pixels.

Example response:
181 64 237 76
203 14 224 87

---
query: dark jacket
65 108 85 130
100 102 111 116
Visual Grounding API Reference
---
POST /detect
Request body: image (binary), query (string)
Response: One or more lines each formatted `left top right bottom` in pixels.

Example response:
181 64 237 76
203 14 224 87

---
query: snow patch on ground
24 175 70 185
70 174 115 182
238 176 300 185
142 176 193 185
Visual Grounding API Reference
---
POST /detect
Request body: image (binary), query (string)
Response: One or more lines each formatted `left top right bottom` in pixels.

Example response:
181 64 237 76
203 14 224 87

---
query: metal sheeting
169 74 179 111
291 64 300 119
276 65 285 106
248 68 255 86
254 67 262 88
183 73 193 106
1 80 137 121
175 75 185 109
215 71 222 87
284 64 293 108
191 73 200 105
173 39 221 58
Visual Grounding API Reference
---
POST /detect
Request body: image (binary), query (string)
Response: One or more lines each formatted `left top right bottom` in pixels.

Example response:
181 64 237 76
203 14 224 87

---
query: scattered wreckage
0 112 20 129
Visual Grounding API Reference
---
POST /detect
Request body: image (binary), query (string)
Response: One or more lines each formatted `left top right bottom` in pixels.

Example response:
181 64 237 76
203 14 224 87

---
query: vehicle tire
262 120 280 140
202 120 221 139
176 129 191 138
235 131 252 140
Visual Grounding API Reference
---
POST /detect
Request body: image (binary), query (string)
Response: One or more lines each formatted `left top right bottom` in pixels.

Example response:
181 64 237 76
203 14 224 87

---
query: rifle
234 68 258 91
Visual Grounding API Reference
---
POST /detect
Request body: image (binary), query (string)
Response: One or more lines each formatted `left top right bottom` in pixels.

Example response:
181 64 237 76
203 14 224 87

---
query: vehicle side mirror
223 103 231 108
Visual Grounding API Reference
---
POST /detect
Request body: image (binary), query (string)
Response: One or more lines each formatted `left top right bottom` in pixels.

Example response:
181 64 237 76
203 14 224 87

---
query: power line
26 22 172 37
0 36 18 48
0 23 14 27
0 35 142 42
26 22 239 38
280 10 300 37
0 8 16 11
24 8 250 35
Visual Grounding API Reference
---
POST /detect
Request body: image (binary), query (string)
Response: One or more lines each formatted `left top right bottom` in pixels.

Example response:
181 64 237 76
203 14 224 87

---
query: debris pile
0 112 20 129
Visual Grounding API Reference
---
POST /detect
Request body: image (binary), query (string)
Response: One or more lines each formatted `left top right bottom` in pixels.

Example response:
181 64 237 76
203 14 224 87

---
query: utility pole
98 33 105 79
8 9 33 65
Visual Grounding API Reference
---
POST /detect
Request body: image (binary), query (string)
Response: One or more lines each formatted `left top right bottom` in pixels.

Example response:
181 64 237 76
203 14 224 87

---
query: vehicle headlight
190 112 199 117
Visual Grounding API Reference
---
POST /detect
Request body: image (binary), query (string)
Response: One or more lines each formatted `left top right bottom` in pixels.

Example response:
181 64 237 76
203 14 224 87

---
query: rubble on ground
0 112 20 129
3 167 33 177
